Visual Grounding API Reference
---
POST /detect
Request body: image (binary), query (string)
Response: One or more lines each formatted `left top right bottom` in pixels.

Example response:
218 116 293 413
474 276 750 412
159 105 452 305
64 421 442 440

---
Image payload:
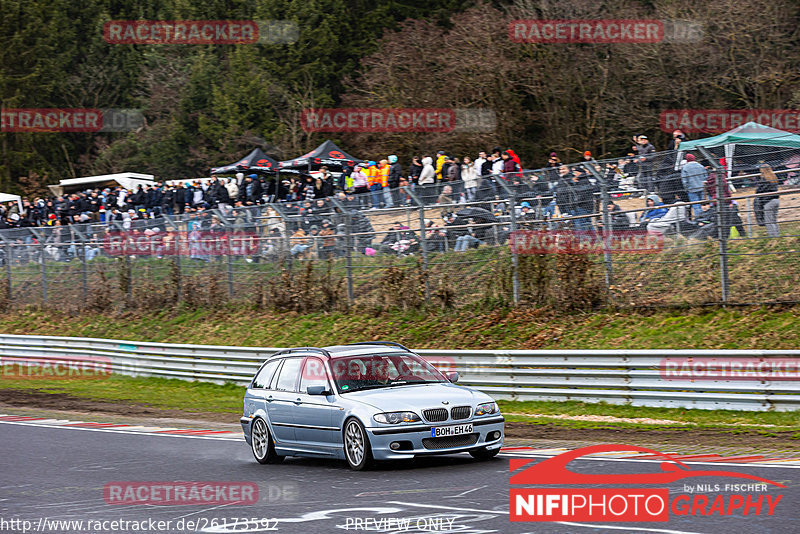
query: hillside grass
0 304 798 350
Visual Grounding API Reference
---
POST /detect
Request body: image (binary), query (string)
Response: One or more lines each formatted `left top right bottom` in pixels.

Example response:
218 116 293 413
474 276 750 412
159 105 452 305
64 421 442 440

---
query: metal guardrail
0 334 798 412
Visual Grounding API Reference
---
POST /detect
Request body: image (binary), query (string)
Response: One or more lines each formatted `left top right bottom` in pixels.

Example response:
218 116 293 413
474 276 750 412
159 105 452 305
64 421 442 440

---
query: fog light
390 442 400 450
489 431 501 440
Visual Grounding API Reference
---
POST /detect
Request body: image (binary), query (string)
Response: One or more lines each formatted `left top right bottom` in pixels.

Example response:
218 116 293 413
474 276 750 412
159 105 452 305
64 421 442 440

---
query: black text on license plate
432 424 473 437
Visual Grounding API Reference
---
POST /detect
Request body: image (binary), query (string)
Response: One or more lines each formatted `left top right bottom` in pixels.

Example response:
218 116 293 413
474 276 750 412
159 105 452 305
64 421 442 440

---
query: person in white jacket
226 178 239 203
462 156 478 201
418 156 435 185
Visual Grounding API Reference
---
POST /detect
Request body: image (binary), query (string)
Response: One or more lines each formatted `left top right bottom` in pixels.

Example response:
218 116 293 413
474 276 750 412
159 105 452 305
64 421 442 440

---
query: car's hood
343 382 491 412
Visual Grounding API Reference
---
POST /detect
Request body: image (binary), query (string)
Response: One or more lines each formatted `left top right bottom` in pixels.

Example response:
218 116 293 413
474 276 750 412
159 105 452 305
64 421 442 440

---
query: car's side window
252 360 280 389
274 358 303 392
299 357 331 393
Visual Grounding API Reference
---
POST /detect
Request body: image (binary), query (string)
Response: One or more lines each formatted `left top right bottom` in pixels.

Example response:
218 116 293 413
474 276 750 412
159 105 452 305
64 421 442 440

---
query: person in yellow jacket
378 159 394 208
434 151 447 181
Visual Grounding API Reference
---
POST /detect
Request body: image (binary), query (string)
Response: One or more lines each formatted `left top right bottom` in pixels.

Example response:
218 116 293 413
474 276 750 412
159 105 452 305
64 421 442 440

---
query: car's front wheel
469 447 500 461
251 418 284 465
343 418 372 471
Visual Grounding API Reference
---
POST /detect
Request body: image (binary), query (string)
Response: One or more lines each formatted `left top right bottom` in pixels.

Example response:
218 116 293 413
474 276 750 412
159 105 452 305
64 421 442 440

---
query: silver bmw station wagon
241 342 505 470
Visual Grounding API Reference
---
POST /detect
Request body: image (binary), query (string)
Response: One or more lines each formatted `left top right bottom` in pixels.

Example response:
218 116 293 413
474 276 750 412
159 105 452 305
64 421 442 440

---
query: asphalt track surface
0 420 796 534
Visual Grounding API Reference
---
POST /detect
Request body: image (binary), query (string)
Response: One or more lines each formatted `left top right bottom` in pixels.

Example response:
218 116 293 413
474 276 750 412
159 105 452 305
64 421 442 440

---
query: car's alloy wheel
251 418 284 464
469 447 500 460
344 419 371 470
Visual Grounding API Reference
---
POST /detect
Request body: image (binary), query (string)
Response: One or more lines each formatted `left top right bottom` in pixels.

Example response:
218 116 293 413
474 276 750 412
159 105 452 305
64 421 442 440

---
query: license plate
431 423 473 437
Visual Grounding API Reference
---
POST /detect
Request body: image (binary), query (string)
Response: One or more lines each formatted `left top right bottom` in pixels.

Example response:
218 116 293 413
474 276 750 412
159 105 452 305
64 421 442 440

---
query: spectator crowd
1 132 790 260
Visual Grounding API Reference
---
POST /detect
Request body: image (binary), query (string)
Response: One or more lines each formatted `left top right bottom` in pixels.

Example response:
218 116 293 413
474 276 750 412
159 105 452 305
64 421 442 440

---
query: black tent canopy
211 148 280 175
279 140 362 174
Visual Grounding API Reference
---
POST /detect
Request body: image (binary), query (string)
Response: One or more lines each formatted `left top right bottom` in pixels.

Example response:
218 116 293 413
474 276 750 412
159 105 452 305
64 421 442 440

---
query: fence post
698 146 729 303
494 176 520 305
225 231 234 298
403 186 431 302
587 161 613 291
330 198 354 304
745 197 754 238
28 228 48 304
4 244 10 301
81 234 88 304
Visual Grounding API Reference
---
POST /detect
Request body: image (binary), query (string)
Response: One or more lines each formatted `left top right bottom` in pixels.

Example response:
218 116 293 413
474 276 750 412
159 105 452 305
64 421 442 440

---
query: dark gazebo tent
211 148 280 175
278 140 362 174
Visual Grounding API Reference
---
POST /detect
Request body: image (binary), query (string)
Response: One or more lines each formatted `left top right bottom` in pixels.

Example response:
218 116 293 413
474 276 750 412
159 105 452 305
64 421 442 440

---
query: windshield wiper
340 383 392 393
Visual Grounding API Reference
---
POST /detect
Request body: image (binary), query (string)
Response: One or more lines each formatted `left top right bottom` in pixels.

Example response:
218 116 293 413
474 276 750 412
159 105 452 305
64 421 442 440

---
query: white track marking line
445 485 487 498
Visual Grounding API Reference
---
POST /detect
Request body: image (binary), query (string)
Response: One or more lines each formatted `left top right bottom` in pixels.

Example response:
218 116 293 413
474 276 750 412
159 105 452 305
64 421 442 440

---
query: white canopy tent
48 172 156 196
0 193 23 212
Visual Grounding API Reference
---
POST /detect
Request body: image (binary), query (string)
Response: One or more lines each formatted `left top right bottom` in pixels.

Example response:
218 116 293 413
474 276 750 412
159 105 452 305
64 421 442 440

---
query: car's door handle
293 398 303 405
266 396 274 402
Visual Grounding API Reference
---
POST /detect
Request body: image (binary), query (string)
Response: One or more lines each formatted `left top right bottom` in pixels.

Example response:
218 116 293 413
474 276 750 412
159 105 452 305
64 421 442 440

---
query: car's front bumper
365 415 505 460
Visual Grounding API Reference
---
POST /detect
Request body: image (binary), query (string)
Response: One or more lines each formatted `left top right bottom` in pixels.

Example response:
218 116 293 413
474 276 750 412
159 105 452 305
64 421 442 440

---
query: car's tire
343 418 372 471
251 418 284 465
469 447 500 461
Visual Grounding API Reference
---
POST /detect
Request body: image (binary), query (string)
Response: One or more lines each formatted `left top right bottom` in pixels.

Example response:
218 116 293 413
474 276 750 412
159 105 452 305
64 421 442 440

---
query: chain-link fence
2 136 799 312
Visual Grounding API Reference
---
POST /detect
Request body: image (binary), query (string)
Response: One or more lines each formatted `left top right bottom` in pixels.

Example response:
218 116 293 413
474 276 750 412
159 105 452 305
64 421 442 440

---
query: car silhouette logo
509 444 785 487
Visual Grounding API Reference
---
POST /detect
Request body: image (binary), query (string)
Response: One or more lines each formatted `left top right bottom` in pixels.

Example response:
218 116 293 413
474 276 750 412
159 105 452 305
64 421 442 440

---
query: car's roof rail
346 341 412 352
271 347 332 358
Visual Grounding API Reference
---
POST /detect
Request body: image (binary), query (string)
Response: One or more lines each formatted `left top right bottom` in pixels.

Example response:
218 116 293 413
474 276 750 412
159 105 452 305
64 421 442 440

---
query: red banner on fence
509 230 663 255
102 231 259 256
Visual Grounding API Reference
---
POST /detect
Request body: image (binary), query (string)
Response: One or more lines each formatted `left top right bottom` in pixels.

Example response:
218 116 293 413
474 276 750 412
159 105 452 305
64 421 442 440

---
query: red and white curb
0 414 242 441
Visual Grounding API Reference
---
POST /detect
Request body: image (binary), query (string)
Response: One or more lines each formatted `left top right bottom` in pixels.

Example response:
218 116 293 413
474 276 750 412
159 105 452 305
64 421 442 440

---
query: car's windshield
331 352 447 393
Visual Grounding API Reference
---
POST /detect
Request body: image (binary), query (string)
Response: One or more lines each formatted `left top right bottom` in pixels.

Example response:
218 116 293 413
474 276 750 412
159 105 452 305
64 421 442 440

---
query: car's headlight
373 411 421 424
475 402 499 416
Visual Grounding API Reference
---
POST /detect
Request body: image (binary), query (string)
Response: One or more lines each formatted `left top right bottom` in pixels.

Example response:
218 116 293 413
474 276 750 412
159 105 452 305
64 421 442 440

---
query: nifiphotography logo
509 444 785 523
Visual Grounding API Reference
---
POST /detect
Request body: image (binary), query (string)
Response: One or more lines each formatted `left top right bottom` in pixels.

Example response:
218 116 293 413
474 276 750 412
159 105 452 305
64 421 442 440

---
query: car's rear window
274 358 303 391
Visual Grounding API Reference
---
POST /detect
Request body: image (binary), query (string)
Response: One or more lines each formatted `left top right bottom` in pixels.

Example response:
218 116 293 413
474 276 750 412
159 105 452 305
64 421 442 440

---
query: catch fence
1 137 799 311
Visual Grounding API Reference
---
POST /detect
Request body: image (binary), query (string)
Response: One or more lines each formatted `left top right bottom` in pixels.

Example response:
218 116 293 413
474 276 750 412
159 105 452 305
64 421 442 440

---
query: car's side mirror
307 385 331 396
447 372 459 383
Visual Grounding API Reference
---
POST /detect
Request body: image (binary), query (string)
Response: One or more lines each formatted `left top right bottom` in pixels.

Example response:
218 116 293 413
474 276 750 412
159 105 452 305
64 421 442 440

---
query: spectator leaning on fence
680 154 707 217
755 164 780 237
